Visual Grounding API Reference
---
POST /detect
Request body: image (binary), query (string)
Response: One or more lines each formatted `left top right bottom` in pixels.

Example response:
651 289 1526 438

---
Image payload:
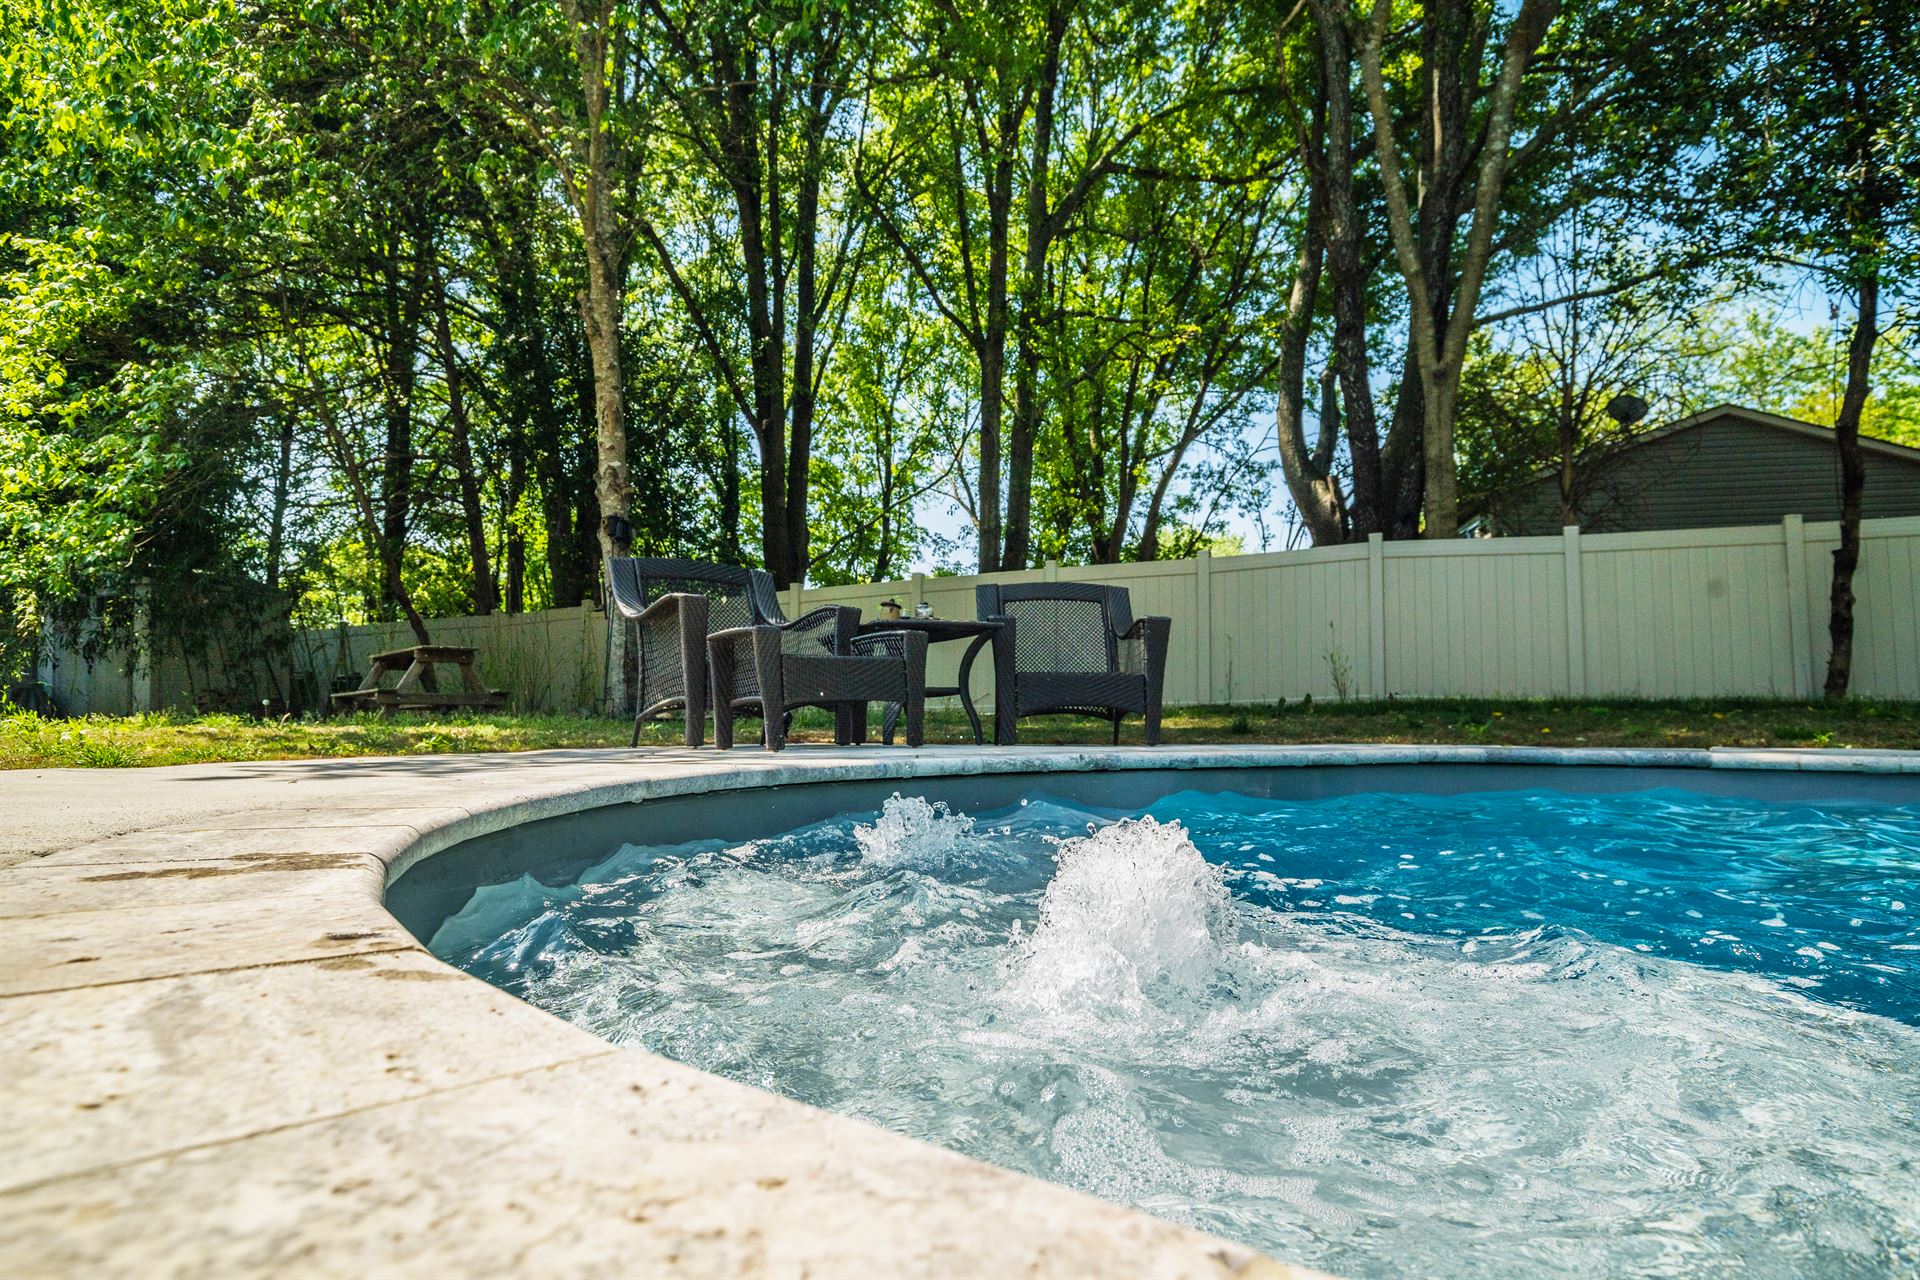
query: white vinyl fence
279 514 1920 715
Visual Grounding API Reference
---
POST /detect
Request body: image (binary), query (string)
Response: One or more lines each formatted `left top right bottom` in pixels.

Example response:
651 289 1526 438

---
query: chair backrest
976 582 1130 674
608 557 783 631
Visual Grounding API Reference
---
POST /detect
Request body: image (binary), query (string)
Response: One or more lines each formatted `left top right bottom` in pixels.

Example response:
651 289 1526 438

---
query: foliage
1 0 1914 680
1690 312 1920 449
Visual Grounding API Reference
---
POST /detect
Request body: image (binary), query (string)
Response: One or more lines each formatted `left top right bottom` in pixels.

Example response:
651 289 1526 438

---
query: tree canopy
2 0 1913 671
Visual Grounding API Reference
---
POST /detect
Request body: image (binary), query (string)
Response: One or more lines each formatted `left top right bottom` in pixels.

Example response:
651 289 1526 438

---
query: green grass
2 697 1914 769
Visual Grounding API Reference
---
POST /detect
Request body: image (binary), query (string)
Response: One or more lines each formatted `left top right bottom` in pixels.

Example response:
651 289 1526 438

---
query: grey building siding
1496 417 1920 535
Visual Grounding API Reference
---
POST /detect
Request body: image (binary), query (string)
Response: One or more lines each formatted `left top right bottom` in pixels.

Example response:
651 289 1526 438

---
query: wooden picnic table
329 645 507 714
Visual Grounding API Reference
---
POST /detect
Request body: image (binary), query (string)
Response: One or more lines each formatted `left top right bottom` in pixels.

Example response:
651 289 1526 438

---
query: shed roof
1623 403 1920 466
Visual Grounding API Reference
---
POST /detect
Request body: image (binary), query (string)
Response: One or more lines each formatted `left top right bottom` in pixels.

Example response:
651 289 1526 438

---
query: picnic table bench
329 645 508 714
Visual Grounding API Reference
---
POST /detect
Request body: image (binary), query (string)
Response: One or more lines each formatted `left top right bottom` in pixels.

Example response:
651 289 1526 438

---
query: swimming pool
419 778 1920 1277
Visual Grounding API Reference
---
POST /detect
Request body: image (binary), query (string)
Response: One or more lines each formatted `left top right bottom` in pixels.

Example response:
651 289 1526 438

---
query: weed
1324 622 1354 702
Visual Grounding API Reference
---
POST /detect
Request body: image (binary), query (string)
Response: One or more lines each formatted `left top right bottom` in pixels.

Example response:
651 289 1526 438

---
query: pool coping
4 742 1917 1277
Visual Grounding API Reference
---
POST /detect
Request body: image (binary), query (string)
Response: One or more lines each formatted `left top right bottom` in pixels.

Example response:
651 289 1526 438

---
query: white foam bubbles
853 794 980 871
1004 816 1235 1024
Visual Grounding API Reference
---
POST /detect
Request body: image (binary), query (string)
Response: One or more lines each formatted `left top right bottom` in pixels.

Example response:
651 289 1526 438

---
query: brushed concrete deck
4 742 1916 1277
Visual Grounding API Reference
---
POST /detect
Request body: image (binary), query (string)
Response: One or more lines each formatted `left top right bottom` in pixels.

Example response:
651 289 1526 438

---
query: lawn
2 697 1914 769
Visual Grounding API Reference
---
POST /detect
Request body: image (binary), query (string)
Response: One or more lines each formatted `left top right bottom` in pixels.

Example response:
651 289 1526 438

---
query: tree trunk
579 257 630 575
1382 362 1427 538
1358 0 1558 539
565 0 633 593
719 417 743 564
492 204 548 610
1556 355 1580 526
715 37 797 587
976 135 1016 573
1308 0 1385 537
875 408 896 580
1274 93 1344 546
1824 270 1877 698
785 96 829 582
536 344 591 608
377 240 428 615
1410 0 1472 538
1004 4 1067 572
265 411 293 592
431 268 497 615
505 439 527 613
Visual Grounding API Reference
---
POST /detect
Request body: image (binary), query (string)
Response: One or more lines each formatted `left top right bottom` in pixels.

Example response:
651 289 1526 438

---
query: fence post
1366 533 1387 698
910 572 926 610
1044 558 1060 582
1563 525 1586 698
787 582 804 621
1783 513 1812 697
1195 549 1214 703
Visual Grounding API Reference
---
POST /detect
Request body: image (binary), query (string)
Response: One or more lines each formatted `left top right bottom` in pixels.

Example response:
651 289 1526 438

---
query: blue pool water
433 787 1920 1277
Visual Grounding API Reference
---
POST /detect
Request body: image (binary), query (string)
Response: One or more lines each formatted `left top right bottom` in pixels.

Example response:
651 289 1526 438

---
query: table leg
990 619 1017 745
955 632 995 746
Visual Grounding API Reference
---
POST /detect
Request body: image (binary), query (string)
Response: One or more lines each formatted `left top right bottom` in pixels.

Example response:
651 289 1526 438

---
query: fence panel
1383 537 1569 698
257 515 1920 715
1209 547 1370 703
1805 516 1920 699
1581 528 1798 698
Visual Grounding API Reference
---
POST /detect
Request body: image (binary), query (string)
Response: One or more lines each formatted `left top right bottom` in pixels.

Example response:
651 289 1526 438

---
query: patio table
853 616 1013 745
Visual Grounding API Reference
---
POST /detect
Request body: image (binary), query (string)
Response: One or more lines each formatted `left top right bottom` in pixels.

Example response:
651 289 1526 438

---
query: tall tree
559 0 637 578
626 0 878 586
1283 0 1717 544
1711 0 1920 696
1356 0 1559 538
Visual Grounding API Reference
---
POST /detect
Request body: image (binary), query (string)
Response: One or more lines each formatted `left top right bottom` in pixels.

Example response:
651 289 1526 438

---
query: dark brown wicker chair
708 612 928 752
976 582 1171 745
607 557 845 747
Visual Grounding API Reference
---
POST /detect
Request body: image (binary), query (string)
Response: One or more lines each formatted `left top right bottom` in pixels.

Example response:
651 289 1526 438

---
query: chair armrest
706 624 771 646
979 614 1015 659
782 604 860 653
849 628 928 670
783 603 860 632
629 591 702 625
1118 615 1172 677
1118 615 1170 641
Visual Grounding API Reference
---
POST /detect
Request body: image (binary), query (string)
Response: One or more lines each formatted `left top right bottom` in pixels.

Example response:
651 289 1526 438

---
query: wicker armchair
708 615 928 752
607 557 817 747
976 582 1171 745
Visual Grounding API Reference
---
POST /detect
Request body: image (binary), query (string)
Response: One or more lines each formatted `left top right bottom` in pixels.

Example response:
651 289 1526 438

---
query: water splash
1006 816 1237 1023
426 872 581 960
853 794 981 871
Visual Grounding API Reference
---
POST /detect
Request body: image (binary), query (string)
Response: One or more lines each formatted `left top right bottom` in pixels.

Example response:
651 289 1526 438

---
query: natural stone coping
4 743 1916 1278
